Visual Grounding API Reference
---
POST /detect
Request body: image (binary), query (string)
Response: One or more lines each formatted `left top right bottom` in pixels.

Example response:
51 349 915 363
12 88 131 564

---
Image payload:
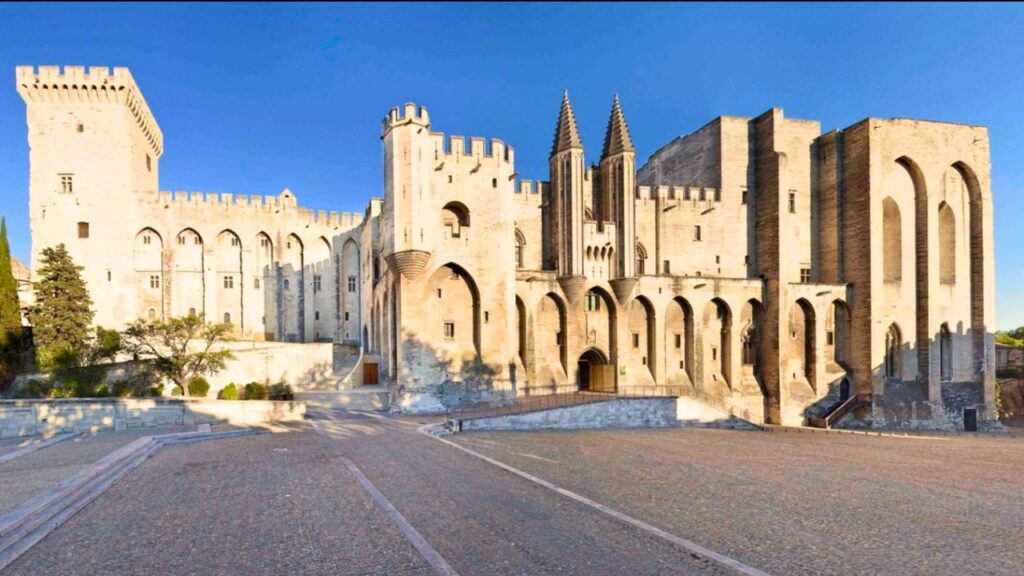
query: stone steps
0 427 257 570
297 387 390 411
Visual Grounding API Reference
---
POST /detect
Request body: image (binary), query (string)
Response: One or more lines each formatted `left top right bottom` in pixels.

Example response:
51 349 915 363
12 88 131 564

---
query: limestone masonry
16 65 997 427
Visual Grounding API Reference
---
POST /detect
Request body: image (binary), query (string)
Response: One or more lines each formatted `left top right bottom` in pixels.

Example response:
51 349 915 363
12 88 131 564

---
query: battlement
514 180 547 204
635 184 720 203
151 190 363 230
433 133 514 166
382 102 431 133
16 65 164 156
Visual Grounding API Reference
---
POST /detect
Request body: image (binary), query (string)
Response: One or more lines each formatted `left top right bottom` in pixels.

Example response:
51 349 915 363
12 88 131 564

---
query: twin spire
550 91 634 158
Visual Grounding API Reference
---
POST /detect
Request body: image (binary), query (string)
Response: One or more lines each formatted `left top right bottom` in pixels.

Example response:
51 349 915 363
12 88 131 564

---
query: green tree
122 314 234 396
26 244 93 371
995 330 1024 347
0 217 22 387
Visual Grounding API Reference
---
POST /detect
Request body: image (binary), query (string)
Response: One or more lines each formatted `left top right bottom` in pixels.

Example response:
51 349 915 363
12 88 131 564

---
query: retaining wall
0 399 305 438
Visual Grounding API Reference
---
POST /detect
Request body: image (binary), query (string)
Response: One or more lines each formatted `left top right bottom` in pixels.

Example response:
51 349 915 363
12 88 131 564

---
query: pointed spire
551 90 583 156
602 94 634 158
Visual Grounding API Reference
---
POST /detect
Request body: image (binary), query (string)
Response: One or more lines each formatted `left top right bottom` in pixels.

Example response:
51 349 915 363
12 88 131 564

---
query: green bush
218 382 239 400
14 379 53 399
269 382 293 400
188 376 210 397
244 381 268 400
170 385 182 396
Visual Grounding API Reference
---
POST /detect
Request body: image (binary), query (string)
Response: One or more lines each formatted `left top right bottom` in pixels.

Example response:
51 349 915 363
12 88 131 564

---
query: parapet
152 190 363 231
16 65 164 157
434 133 514 166
382 102 431 133
635 184 720 203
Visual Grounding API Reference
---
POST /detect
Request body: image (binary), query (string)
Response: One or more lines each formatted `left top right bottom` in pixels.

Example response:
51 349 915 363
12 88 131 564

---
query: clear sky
0 3 1021 327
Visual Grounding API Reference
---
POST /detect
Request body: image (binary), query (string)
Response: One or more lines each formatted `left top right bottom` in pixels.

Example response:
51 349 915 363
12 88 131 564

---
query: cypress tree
0 218 21 384
26 244 94 370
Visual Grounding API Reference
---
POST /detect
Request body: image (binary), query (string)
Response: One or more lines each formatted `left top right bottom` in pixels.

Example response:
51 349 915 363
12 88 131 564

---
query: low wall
457 397 759 432
12 341 335 398
0 398 305 438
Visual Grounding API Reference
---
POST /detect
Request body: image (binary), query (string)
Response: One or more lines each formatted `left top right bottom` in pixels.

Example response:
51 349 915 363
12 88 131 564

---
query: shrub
218 382 239 400
170 385 182 396
14 379 53 399
188 376 210 398
244 381 268 400
269 382 293 400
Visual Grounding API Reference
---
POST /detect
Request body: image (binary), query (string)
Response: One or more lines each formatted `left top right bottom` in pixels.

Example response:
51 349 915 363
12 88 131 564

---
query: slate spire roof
551 90 583 156
601 94 634 158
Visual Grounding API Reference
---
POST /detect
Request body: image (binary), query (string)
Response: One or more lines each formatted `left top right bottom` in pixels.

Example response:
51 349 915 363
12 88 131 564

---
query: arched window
939 202 956 284
147 308 156 320
885 323 902 380
940 323 952 381
441 202 470 239
514 229 526 269
882 197 902 282
635 242 647 276
224 312 231 324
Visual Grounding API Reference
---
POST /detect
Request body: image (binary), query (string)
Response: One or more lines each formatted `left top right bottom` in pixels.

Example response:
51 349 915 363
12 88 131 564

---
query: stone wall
0 398 305 438
458 397 759 432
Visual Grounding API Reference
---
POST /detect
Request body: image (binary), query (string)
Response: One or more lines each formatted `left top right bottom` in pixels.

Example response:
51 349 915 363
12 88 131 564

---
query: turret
549 91 586 286
380 102 433 280
600 95 637 280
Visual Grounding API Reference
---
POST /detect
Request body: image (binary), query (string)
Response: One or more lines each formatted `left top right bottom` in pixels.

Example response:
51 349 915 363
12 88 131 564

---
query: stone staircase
295 345 389 410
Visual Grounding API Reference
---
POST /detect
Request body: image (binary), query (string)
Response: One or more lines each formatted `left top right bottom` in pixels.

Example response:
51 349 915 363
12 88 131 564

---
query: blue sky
0 3 1021 327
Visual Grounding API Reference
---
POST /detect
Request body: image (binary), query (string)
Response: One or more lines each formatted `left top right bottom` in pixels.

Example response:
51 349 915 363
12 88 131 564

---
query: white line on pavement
310 420 461 576
419 424 772 576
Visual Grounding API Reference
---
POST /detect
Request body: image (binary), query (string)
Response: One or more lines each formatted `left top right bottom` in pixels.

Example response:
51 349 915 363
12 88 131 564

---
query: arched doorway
839 378 851 401
577 348 613 392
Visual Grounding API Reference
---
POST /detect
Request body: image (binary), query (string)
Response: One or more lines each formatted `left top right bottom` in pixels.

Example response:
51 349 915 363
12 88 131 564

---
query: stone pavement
450 427 1024 576
5 410 1023 575
0 426 191 516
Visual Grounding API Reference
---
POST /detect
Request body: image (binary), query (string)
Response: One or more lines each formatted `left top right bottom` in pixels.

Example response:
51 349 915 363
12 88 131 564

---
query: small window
827 331 834 346
230 237 239 247
694 226 702 242
715 255 720 264
177 235 185 245
188 307 196 317
675 334 682 349
254 278 260 289
77 222 89 238
789 192 796 214
484 311 490 323
194 236 201 245
344 312 350 321
800 268 811 283
741 189 748 205
284 279 290 290
444 322 455 339
107 270 111 282
146 154 151 172
745 255 750 265
315 311 320 320
556 331 563 346
714 189 721 202
147 308 156 320
663 260 671 274
437 289 442 299
632 333 640 348
699 189 706 201
313 275 322 293
492 178 497 188
149 275 160 289
347 276 356 292
60 174 73 194
223 313 231 324
585 293 600 312
143 235 151 245
448 175 453 183
223 276 234 289
77 123 84 133
712 348 718 361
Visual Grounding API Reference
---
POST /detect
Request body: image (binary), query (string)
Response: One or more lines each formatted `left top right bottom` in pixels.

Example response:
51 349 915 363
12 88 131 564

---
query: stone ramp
451 396 760 432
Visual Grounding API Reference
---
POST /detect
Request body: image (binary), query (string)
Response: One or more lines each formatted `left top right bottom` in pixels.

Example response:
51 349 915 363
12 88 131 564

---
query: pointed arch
629 295 657 381
885 322 903 381
701 298 732 387
938 202 956 284
514 228 526 269
666 296 695 386
881 197 902 283
952 160 986 379
635 241 647 276
426 262 481 355
134 228 164 321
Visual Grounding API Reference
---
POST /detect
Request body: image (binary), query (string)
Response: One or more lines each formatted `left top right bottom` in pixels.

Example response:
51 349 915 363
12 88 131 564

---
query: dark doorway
963 407 977 432
577 348 613 392
839 378 851 401
363 362 379 386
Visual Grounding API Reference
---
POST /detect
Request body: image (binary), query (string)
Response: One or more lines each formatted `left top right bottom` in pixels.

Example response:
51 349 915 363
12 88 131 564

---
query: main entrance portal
578 348 615 393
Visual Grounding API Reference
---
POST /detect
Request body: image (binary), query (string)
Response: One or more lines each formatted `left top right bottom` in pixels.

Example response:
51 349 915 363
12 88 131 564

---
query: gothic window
800 268 811 283
585 292 601 312
60 174 73 194
223 276 234 289
883 197 902 282
514 229 526 269
442 202 470 239
347 275 356 292
636 242 647 276
143 234 152 245
149 275 160 289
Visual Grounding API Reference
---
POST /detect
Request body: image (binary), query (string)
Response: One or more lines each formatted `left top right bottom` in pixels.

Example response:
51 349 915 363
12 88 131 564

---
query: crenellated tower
548 92 587 299
380 103 433 281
